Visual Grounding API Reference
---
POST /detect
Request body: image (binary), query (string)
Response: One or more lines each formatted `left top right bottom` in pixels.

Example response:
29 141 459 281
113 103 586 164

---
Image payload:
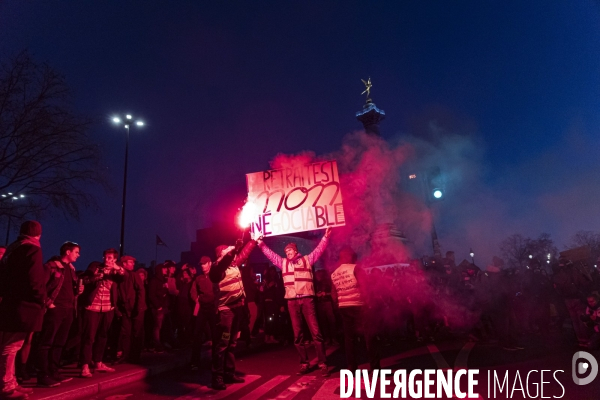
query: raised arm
234 240 257 266
209 250 235 283
307 228 331 265
257 242 283 269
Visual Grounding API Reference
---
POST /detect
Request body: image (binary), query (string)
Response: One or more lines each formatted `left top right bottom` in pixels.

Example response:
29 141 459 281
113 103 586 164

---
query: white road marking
239 375 290 400
311 378 339 400
308 343 339 367
373 346 432 369
270 375 316 399
454 341 476 371
428 342 483 399
427 344 451 369
174 375 261 400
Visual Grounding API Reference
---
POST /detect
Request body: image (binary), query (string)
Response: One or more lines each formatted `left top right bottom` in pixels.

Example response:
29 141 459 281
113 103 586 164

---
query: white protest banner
245 160 346 237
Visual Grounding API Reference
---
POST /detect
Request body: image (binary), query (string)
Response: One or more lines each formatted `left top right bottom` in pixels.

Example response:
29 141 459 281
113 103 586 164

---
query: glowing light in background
433 189 443 199
238 200 259 229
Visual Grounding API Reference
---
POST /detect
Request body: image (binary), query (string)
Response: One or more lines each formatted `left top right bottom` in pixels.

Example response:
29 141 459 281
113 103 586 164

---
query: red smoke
269 131 432 269
266 130 480 336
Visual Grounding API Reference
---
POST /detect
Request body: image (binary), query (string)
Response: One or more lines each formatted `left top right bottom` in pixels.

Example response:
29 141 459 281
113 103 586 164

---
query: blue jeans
287 297 326 365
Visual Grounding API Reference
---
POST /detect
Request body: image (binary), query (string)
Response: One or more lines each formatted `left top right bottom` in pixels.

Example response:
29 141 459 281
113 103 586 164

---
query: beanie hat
200 256 211 265
20 220 42 237
284 243 298 253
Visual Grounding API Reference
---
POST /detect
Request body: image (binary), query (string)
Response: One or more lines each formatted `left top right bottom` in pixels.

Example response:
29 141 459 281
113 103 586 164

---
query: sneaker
319 364 330 377
212 377 226 390
37 376 60 388
224 375 245 384
297 364 310 375
0 390 28 400
513 345 525 350
95 362 115 373
13 387 33 395
51 374 73 383
80 365 92 378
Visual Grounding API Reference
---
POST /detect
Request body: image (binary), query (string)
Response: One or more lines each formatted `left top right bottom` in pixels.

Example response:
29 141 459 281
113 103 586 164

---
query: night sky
1 1 599 268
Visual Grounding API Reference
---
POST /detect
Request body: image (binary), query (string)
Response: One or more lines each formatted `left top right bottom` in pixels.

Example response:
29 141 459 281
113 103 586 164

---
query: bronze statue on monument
361 77 373 103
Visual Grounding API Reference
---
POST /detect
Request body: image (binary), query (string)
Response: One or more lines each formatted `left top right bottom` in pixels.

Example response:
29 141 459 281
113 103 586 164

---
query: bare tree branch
0 51 107 222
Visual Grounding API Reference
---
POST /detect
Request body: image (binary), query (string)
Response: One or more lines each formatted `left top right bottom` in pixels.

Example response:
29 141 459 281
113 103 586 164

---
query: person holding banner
256 227 332 376
208 238 257 390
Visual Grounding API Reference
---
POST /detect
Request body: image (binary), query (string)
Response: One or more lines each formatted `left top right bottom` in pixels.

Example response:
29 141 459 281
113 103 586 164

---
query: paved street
88 332 600 400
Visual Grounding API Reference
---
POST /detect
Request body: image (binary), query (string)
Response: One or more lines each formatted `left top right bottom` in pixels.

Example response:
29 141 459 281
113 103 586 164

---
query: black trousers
80 309 114 365
191 305 217 365
339 306 381 371
212 306 243 378
37 307 74 377
118 312 145 362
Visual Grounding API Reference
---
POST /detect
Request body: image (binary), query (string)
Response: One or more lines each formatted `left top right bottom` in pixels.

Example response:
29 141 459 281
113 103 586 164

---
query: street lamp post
469 248 475 265
112 115 144 256
2 193 26 245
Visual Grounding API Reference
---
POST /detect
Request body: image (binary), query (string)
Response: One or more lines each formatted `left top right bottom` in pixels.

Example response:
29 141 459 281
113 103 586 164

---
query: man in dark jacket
78 249 124 378
36 242 82 387
115 255 146 364
147 263 171 352
190 256 216 370
209 239 256 390
0 221 45 400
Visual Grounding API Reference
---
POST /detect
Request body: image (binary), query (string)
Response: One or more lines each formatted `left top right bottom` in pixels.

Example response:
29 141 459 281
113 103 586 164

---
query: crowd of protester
1 220 599 397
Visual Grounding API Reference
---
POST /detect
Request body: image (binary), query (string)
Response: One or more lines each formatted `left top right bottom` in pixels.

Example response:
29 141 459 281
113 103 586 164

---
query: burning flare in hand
238 200 259 229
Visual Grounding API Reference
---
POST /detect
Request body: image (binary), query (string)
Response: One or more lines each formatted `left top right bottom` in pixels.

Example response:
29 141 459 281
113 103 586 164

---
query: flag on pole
156 235 167 247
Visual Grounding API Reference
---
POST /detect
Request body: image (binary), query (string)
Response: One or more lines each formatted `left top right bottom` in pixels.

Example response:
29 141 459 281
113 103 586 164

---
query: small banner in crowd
245 160 346 237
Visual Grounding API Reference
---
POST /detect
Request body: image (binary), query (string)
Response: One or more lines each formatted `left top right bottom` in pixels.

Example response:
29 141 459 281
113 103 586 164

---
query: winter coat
44 256 78 309
0 236 47 332
79 261 124 309
117 269 146 317
190 274 215 306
